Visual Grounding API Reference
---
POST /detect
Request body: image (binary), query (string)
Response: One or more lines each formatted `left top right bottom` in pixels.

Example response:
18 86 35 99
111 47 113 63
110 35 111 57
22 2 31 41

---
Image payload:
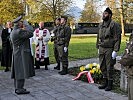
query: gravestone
115 56 128 92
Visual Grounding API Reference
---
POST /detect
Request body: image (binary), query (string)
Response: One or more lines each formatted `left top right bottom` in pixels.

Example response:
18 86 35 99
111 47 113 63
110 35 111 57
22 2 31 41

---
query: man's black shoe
15 89 30 95
35 66 40 69
54 66 60 70
105 80 113 91
58 70 68 75
98 78 108 89
4 68 9 72
45 65 48 70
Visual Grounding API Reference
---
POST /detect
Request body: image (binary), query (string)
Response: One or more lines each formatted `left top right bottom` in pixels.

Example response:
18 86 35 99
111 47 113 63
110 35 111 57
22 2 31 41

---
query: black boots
54 63 60 70
58 67 68 75
98 78 108 89
98 79 113 91
35 66 40 69
105 80 113 91
45 65 48 70
15 89 30 95
4 67 9 72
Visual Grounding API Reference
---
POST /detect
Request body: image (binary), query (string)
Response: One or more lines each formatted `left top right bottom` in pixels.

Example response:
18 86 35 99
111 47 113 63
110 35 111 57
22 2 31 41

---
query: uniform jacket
10 24 35 79
96 19 121 52
121 33 133 78
56 24 71 47
52 25 60 44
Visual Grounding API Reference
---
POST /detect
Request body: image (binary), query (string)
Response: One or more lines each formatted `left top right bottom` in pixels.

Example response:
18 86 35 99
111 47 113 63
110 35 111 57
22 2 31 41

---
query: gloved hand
112 51 117 59
44 38 49 42
64 47 67 52
51 33 55 37
23 20 29 26
23 20 33 32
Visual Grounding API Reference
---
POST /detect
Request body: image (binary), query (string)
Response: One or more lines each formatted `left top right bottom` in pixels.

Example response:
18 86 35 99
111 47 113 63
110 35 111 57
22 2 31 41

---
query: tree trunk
120 0 125 37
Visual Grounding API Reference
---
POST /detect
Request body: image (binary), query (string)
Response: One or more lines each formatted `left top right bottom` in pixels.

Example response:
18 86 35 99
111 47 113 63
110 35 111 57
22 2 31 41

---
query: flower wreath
72 63 102 83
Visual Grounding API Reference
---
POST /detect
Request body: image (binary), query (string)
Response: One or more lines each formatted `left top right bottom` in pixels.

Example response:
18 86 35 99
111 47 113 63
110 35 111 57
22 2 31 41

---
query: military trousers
14 79 25 90
57 45 68 68
128 77 133 100
99 47 115 80
54 44 60 64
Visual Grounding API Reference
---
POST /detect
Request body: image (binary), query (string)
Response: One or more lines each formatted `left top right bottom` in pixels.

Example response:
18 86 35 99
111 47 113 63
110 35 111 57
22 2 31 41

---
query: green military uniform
122 33 133 100
96 19 121 90
56 24 71 74
96 19 121 80
126 65 133 100
52 25 61 69
127 33 133 100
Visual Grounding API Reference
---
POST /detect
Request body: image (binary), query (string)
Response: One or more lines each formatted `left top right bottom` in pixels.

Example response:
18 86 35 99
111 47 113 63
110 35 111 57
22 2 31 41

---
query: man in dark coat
10 16 35 95
96 7 121 91
1 21 12 72
56 16 71 75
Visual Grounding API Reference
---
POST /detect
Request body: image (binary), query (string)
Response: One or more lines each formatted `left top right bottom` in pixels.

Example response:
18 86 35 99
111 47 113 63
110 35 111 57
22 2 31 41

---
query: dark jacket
56 24 71 47
96 19 121 52
1 28 12 67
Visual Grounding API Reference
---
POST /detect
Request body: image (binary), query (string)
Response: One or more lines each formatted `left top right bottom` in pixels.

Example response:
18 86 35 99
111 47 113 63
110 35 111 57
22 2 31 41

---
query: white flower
85 64 90 69
97 64 100 69
92 67 96 71
92 63 97 66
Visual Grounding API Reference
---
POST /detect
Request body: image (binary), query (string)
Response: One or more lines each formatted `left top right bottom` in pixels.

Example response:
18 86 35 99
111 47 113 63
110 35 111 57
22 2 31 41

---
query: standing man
33 22 51 70
57 16 71 75
1 21 13 72
119 31 133 100
51 18 61 70
96 7 121 91
10 16 35 95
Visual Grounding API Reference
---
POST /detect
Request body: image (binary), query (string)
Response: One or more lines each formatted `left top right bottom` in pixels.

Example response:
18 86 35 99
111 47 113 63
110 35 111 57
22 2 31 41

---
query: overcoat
10 24 35 79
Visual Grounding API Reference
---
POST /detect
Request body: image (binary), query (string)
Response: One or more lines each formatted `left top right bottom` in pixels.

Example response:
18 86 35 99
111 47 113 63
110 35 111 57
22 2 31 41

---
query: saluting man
10 16 35 95
96 7 121 91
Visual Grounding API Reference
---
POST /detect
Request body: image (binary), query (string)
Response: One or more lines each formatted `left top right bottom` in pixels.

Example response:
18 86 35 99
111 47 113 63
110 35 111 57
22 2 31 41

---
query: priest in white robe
33 22 51 70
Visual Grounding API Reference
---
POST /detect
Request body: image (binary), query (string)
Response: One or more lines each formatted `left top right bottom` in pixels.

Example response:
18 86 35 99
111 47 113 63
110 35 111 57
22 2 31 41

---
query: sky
73 0 107 12
73 0 86 9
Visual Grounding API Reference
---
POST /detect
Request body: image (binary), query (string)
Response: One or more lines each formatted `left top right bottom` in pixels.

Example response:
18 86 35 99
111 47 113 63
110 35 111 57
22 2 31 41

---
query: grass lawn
49 35 129 64
0 35 129 70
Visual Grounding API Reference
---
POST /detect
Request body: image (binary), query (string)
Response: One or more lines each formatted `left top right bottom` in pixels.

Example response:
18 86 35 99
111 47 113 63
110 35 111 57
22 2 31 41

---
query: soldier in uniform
120 31 133 100
10 16 35 95
96 7 121 91
56 16 71 75
125 31 133 100
51 18 61 70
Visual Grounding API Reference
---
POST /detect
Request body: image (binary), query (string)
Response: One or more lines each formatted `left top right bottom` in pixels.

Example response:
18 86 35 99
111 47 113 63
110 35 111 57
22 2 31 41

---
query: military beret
56 18 61 21
104 7 112 15
61 15 68 21
12 15 22 23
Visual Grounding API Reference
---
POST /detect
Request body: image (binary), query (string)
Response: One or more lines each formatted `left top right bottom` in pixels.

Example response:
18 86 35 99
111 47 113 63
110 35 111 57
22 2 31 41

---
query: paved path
0 58 128 100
